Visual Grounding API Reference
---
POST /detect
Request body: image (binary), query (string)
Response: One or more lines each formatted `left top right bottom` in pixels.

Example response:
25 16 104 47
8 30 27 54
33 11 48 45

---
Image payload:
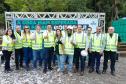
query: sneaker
68 72 73 77
57 68 60 72
79 71 84 76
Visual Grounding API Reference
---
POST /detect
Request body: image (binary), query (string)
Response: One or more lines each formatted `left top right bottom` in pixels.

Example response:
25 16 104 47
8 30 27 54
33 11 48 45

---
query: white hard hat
67 26 73 30
81 50 88 57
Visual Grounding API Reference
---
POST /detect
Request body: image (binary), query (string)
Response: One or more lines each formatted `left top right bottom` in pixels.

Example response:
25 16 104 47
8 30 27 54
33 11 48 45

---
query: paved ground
0 57 126 84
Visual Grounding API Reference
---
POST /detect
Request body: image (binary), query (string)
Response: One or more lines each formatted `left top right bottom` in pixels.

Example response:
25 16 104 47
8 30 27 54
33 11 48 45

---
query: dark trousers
91 52 101 71
15 48 24 68
3 50 12 70
103 51 116 72
74 48 86 72
43 47 54 70
88 51 92 67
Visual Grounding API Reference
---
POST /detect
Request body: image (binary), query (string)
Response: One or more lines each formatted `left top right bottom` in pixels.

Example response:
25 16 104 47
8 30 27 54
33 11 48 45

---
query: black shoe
20 65 24 68
102 70 106 74
111 71 116 76
89 68 94 73
96 70 101 74
7 69 13 73
16 67 19 70
4 70 8 73
25 66 30 71
43 69 47 74
48 67 53 70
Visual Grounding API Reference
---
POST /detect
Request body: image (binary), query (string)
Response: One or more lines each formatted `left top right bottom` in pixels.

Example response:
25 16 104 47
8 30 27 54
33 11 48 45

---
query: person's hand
99 51 103 56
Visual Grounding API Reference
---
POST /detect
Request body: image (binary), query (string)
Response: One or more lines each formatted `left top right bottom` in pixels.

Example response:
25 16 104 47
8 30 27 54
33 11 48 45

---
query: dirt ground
0 57 126 84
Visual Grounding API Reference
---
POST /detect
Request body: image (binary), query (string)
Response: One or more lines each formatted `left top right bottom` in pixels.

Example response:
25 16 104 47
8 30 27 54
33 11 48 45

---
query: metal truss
5 12 105 31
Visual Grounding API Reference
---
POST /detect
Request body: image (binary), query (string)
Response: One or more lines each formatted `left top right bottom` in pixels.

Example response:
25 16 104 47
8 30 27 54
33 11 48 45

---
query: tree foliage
0 0 126 28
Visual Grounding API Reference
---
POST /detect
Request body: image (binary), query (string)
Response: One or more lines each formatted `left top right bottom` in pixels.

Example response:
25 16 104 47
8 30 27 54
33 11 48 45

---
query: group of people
1 24 119 76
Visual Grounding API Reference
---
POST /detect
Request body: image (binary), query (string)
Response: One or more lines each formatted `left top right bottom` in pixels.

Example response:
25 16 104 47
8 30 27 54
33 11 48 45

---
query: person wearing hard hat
21 26 32 71
31 25 43 69
60 25 75 77
102 27 119 76
89 27 104 74
73 24 89 76
14 25 24 70
2 28 15 73
43 24 55 73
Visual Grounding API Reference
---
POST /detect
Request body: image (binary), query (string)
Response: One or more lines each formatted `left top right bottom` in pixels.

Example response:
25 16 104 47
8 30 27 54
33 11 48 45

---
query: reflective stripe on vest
15 32 22 49
64 36 74 55
75 32 86 48
105 33 118 51
22 34 32 47
91 34 103 52
44 31 54 48
32 32 43 50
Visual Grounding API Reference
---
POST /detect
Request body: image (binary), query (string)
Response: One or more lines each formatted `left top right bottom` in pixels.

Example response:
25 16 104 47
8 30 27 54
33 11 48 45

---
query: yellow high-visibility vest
105 33 118 52
22 33 32 48
74 32 86 48
2 35 14 51
64 36 74 55
91 33 103 52
15 32 22 49
44 31 55 48
32 32 43 50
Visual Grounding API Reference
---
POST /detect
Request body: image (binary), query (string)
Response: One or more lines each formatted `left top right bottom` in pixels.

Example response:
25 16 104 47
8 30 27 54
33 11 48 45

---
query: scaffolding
5 12 105 31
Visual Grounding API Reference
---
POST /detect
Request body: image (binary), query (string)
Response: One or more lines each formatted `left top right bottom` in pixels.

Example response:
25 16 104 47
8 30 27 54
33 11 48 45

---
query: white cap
16 25 21 28
67 26 73 30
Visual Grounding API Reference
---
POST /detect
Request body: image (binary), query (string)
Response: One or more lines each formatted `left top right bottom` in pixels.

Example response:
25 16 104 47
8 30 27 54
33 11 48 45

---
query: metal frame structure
5 12 105 31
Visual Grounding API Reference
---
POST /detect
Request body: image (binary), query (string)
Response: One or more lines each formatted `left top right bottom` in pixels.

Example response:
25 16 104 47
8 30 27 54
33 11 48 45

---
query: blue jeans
32 49 43 68
23 47 32 68
60 55 73 72
56 54 60 69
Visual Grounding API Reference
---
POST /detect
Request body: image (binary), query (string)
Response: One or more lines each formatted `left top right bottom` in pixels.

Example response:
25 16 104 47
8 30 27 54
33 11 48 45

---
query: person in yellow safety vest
14 25 24 70
73 24 89 76
43 24 55 73
2 28 15 73
21 26 32 71
60 26 75 77
89 27 104 74
102 26 119 76
87 27 92 68
31 25 43 69
54 28 63 72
